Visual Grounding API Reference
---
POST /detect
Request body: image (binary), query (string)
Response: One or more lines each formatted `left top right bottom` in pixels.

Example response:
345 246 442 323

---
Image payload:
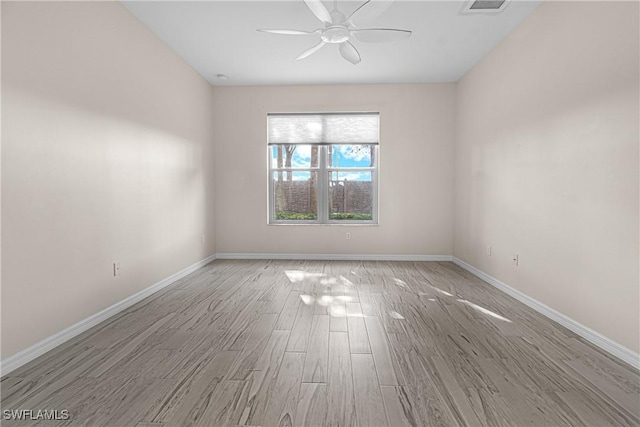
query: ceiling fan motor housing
321 25 351 43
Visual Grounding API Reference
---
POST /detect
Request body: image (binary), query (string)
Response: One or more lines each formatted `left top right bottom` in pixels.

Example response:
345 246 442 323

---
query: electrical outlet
201 234 205 245
486 245 492 256
113 262 121 276
345 232 351 240
513 254 519 266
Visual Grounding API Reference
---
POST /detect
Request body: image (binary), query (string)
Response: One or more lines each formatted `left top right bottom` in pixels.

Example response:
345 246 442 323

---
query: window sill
268 222 379 226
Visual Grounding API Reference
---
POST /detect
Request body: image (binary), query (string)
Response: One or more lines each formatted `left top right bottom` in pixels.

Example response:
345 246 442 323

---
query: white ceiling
122 0 541 86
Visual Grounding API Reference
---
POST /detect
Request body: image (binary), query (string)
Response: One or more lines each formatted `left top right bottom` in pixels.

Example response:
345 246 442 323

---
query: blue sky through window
271 145 373 181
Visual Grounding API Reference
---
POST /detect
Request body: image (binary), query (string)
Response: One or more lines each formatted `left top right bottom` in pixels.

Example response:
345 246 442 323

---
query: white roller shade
268 113 379 145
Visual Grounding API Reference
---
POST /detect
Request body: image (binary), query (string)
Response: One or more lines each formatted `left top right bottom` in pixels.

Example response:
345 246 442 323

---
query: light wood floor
1 260 639 426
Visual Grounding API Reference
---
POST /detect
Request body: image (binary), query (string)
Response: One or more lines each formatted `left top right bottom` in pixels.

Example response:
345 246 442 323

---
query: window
268 112 379 224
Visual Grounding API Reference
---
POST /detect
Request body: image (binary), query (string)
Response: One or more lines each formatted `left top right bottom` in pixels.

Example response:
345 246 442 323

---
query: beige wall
212 84 456 256
454 1 639 352
1 2 216 358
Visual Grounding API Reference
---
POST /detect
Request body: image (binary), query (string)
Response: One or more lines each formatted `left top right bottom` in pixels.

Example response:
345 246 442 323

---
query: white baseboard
453 257 640 370
0 253 217 376
215 253 453 262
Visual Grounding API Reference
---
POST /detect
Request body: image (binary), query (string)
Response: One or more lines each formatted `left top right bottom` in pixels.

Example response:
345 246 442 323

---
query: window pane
271 144 318 169
273 171 318 221
329 145 374 168
328 171 373 221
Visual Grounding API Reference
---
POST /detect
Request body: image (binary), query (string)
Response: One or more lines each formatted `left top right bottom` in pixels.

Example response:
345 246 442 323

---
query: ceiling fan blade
295 41 326 61
352 28 411 43
303 0 333 24
339 41 361 65
347 0 394 25
257 29 319 35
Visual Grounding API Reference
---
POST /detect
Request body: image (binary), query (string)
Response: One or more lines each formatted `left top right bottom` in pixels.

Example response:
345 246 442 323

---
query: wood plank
381 386 417 427
262 283 291 314
262 352 305 426
302 315 330 383
88 314 175 378
359 294 378 316
138 350 232 423
237 330 290 426
195 380 248 427
286 298 315 351
476 357 577 426
274 291 301 330
351 353 387 427
556 390 638 427
372 292 401 333
166 350 239 426
2 347 105 408
346 302 371 354
228 313 278 380
327 332 356 427
563 358 640 420
387 334 461 426
295 383 328 427
431 356 485 427
329 300 347 332
49 376 173 426
220 300 268 351
365 316 400 386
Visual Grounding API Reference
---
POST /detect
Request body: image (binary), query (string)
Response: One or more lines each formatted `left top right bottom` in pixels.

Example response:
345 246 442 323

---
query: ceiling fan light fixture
320 26 350 44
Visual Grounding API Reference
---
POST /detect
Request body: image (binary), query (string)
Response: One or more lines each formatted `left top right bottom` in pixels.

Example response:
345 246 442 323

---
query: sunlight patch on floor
318 295 332 306
429 285 453 297
300 294 314 305
339 275 355 286
457 299 512 323
329 304 346 317
320 277 337 286
285 270 325 283
393 278 407 287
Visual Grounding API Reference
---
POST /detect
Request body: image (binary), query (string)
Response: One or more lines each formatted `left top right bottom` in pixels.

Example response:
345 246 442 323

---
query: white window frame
268 138 379 225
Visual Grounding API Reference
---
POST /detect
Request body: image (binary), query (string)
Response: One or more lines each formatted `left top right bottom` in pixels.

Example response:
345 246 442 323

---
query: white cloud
296 145 311 159
338 145 370 163
291 146 313 168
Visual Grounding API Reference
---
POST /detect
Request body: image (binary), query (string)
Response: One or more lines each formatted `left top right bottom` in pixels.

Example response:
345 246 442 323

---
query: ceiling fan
257 0 412 65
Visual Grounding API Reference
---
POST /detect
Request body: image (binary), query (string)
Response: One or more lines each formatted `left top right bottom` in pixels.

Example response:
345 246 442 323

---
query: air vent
462 0 510 14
